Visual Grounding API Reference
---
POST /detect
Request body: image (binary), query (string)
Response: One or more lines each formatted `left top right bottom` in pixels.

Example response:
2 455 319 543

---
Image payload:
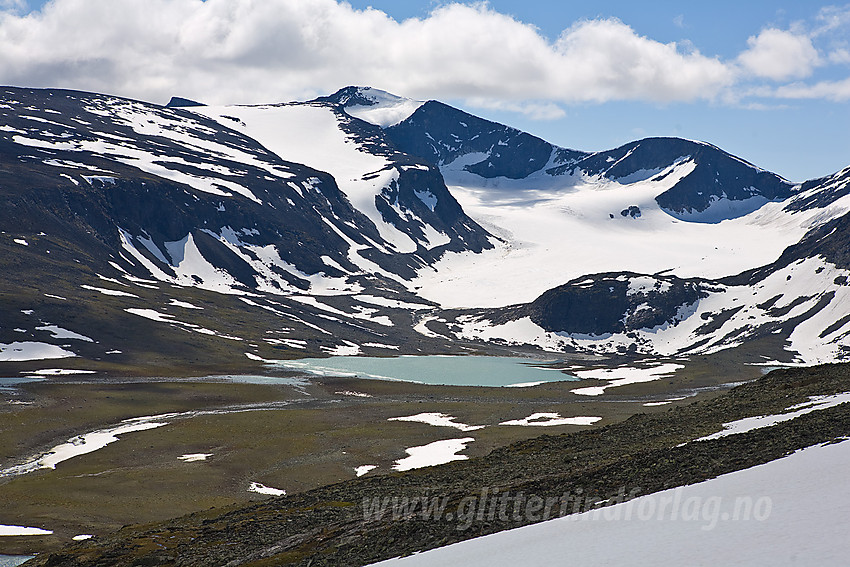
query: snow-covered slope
442 162 850 364
189 101 474 257
410 159 806 308
370 438 850 567
372 98 800 308
0 87 491 293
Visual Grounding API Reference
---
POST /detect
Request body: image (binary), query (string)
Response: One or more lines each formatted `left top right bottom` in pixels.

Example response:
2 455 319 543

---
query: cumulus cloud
0 0 847 111
551 19 732 102
737 28 821 81
0 0 734 106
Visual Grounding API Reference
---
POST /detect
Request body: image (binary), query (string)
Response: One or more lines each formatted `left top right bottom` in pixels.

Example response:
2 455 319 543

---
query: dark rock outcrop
523 272 708 335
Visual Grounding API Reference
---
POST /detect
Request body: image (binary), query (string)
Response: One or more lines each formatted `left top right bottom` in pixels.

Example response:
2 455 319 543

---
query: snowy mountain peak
322 86 404 107
317 86 425 128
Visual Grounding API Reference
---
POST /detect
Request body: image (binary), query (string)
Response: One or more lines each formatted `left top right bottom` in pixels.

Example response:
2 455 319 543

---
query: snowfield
0 525 52 537
248 482 286 497
370 439 850 567
498 413 601 426
388 412 485 432
0 414 170 478
414 160 807 308
191 103 420 254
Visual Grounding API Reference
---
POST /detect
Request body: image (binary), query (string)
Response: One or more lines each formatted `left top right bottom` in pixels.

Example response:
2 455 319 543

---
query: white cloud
551 19 732 103
0 0 734 107
465 98 566 120
0 0 847 113
737 28 821 81
829 48 850 64
813 5 850 36
773 77 850 101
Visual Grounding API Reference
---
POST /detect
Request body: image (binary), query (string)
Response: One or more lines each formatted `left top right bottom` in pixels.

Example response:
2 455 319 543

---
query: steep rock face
783 165 850 213
317 100 495 258
0 87 493 292
524 273 707 335
385 100 586 179
314 85 382 107
0 88 387 291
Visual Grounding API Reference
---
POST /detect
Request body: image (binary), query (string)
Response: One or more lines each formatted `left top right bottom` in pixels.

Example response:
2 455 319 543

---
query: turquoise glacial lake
271 355 577 387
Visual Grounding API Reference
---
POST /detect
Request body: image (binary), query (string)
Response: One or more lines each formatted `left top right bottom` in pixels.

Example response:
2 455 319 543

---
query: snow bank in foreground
370 439 850 566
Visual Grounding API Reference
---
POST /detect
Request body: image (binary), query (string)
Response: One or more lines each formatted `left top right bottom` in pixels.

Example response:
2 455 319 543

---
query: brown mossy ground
17 363 850 566
1 365 728 557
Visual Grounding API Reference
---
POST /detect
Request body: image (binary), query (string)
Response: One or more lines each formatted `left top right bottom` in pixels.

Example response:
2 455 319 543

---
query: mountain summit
316 86 425 127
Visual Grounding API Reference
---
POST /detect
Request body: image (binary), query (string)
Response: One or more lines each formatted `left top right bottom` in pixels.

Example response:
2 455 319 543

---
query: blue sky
3 1 850 181
342 1 849 182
